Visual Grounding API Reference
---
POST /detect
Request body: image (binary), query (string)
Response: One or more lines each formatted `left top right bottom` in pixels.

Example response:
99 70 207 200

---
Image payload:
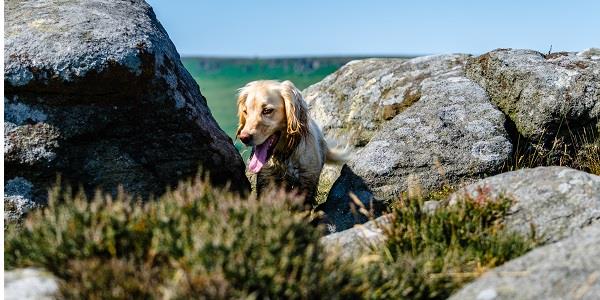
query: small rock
476 288 498 300
423 200 440 214
577 47 600 59
4 268 59 300
320 214 393 260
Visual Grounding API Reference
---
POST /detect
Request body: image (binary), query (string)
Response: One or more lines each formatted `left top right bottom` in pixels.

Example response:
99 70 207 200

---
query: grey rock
449 223 600 300
4 119 60 167
315 55 512 232
4 0 249 208
5 177 34 198
4 177 39 225
422 200 440 214
466 49 600 162
578 47 600 60
450 166 600 243
4 268 59 300
305 55 468 147
305 55 467 184
5 100 48 124
320 214 393 260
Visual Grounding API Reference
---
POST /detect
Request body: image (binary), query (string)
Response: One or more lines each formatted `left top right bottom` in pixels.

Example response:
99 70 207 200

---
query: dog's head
237 80 308 173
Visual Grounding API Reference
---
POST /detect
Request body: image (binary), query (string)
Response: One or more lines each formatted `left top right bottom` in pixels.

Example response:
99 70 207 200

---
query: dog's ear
236 84 250 136
280 80 308 148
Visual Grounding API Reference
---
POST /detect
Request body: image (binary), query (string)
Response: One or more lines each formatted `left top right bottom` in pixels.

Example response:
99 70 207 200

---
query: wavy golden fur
236 80 345 205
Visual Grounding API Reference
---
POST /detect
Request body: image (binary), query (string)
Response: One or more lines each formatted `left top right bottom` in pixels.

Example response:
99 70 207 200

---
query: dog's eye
262 108 274 115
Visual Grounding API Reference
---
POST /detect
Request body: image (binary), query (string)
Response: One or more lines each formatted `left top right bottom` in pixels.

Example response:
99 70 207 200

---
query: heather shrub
343 188 536 299
5 177 536 299
5 178 355 299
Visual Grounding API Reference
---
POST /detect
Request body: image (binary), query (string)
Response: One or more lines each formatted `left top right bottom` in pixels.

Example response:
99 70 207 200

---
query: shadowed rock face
4 0 249 213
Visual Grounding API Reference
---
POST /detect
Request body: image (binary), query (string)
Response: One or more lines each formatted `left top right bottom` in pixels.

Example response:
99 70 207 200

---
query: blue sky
147 0 599 57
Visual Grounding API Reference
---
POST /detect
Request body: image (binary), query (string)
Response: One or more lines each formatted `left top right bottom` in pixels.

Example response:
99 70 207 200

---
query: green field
181 57 356 149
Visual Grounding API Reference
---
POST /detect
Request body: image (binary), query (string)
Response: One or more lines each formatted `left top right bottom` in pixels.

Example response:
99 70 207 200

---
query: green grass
5 176 536 299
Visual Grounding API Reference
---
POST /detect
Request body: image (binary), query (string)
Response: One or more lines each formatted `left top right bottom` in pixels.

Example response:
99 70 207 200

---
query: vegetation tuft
506 122 600 175
344 187 536 299
573 127 600 175
5 177 535 299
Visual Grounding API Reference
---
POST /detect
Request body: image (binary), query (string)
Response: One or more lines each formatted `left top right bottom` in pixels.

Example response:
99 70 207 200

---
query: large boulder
466 48 600 164
304 55 466 183
449 223 600 300
450 166 600 243
310 55 513 232
4 0 249 210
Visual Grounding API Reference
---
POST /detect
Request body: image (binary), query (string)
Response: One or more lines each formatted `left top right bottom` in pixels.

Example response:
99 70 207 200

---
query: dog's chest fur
254 128 326 204
258 153 302 190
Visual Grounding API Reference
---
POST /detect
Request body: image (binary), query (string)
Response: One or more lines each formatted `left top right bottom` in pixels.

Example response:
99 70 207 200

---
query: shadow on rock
315 165 387 233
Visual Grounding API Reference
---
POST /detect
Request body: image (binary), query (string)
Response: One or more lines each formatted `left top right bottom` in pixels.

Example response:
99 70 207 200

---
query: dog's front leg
294 169 320 208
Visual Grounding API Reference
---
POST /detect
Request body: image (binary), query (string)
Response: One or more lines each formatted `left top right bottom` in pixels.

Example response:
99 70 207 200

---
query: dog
236 80 345 206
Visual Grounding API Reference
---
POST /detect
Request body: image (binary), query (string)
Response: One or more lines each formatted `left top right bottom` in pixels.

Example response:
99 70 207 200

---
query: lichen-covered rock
304 55 467 184
314 55 513 232
320 214 393 260
466 49 600 163
4 177 38 225
450 166 600 243
4 268 59 300
449 223 600 300
4 120 60 168
4 0 249 206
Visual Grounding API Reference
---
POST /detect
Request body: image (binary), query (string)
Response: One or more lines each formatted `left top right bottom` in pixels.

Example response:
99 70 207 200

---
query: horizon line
179 53 428 59
176 47 596 59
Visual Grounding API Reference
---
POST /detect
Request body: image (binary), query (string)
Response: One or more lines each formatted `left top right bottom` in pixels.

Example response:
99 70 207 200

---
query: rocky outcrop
450 166 600 244
4 268 59 300
4 0 249 214
309 55 513 232
449 223 600 300
466 48 600 164
308 48 600 233
320 214 393 260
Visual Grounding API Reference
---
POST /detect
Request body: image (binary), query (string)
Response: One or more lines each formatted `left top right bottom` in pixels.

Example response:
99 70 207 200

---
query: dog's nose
239 132 253 145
